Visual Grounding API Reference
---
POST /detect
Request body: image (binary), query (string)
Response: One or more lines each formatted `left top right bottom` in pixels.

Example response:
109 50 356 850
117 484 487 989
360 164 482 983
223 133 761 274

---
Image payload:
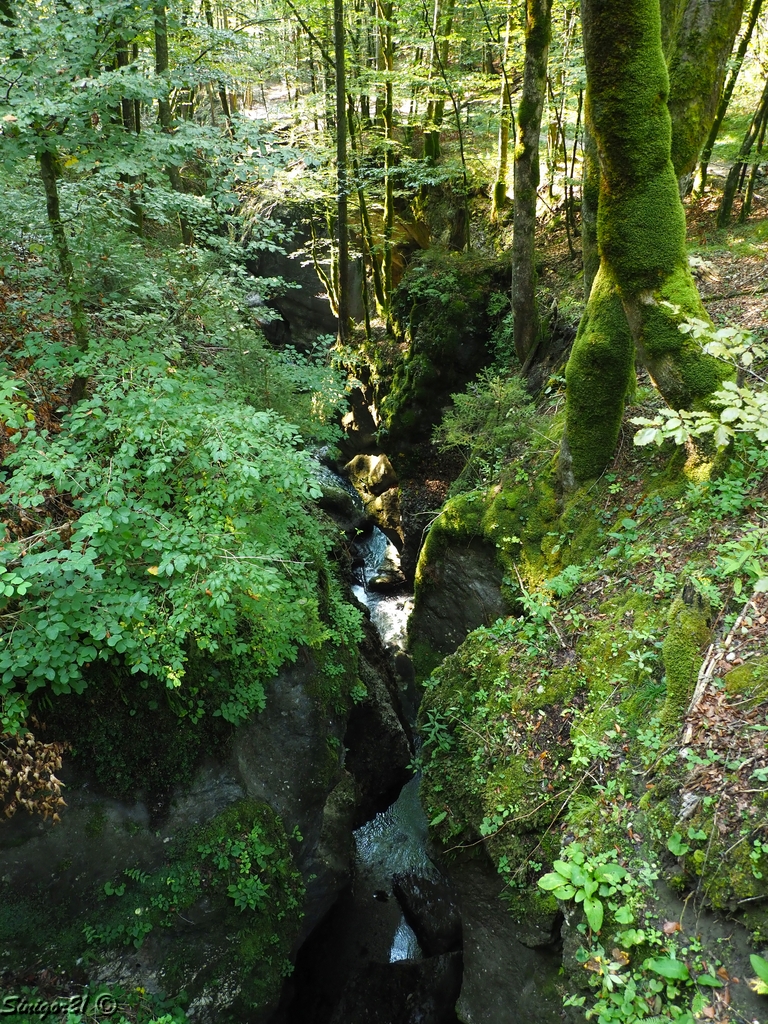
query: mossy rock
660 584 712 726
723 655 768 706
379 250 512 455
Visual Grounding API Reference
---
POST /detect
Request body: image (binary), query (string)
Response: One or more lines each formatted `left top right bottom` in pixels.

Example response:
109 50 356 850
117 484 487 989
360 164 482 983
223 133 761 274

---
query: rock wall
0 628 412 1022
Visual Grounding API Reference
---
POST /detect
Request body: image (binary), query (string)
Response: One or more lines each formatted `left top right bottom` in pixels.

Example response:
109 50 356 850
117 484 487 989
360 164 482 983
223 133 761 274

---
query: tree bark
377 0 394 310
561 0 731 487
698 0 763 192
423 0 455 162
718 74 768 225
511 0 552 365
580 106 599 300
39 148 89 403
154 3 193 245
334 0 350 341
665 0 745 184
490 0 514 221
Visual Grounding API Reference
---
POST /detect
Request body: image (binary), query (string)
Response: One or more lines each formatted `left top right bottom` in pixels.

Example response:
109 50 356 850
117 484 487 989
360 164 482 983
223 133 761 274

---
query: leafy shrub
433 368 538 491
0 299 360 736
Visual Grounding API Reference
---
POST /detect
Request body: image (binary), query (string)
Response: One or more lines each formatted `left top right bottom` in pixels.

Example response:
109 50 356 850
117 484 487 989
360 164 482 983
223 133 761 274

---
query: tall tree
154 2 194 244
698 0 764 192
665 0 745 189
335 0 350 340
490 0 514 222
560 0 730 487
511 0 552 366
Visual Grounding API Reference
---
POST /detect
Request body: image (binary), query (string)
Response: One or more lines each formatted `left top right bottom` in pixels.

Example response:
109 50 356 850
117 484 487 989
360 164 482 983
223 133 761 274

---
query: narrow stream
277 468 459 1022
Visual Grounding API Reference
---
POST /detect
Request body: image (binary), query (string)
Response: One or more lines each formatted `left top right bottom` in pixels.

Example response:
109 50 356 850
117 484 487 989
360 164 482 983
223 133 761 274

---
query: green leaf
552 859 573 879
695 974 723 987
667 831 690 857
750 953 768 985
429 811 447 826
648 957 690 981
552 883 576 900
634 427 660 446
583 896 603 932
538 871 568 891
595 863 626 883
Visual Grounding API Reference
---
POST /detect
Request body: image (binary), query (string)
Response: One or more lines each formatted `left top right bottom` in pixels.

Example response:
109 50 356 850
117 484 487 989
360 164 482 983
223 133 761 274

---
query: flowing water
350 525 427 965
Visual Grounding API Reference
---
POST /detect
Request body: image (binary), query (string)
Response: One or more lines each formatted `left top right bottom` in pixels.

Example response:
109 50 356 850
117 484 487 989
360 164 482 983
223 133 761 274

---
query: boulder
329 952 463 1024
409 540 509 668
392 870 462 957
445 854 563 1024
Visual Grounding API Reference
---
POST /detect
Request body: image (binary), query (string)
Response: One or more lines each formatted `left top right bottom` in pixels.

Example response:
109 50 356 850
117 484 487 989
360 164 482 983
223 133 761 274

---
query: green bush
433 368 538 492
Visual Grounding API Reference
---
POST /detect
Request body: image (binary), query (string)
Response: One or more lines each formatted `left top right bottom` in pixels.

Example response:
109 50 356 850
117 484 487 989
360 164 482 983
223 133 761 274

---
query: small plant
749 953 768 995
538 843 630 933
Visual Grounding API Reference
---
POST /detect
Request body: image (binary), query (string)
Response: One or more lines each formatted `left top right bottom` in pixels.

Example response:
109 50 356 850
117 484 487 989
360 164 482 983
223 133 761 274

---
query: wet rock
316 481 368 535
392 870 462 956
329 951 463 1024
444 853 563 1024
344 623 413 825
339 389 379 459
233 655 346 863
364 488 403 547
345 454 397 498
369 455 398 495
368 570 407 593
409 541 509 659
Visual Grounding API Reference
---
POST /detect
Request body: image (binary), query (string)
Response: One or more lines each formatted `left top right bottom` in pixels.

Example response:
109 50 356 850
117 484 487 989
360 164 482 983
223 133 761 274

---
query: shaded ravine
273 474 463 1022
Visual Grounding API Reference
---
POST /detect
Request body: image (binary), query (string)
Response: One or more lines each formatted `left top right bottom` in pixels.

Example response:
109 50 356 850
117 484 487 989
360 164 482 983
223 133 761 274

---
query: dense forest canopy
1 0 768 1022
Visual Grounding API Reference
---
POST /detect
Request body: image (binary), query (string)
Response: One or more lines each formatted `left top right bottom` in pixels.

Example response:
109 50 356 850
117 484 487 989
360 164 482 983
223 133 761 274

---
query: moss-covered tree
561 0 731 487
665 0 745 189
511 0 553 365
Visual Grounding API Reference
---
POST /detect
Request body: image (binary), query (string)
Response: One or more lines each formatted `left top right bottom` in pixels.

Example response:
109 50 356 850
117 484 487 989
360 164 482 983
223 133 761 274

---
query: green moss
412 476 561 615
660 587 712 726
723 656 768 706
563 267 635 482
88 800 304 1015
410 639 444 685
566 0 735 481
379 250 512 454
630 265 733 409
599 169 686 294
84 805 107 838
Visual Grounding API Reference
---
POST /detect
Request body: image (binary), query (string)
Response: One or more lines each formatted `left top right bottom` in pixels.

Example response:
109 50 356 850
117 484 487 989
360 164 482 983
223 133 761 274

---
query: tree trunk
423 0 455 162
38 148 89 403
511 0 552 365
581 107 599 300
377 0 394 310
335 0 350 341
561 0 731 487
718 75 768 225
740 94 768 221
154 3 193 244
490 1 513 221
698 0 762 192
665 0 745 183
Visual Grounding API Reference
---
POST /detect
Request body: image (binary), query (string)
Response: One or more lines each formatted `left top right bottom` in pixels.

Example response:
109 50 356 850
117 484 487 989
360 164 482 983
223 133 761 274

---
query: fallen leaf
662 920 682 934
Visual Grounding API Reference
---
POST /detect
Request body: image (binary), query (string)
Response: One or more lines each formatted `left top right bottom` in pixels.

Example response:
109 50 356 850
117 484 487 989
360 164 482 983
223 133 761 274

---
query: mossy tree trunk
581 109 599 300
490 1 514 222
511 0 552 365
665 0 745 189
698 0 763 193
334 0 350 342
561 0 731 487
